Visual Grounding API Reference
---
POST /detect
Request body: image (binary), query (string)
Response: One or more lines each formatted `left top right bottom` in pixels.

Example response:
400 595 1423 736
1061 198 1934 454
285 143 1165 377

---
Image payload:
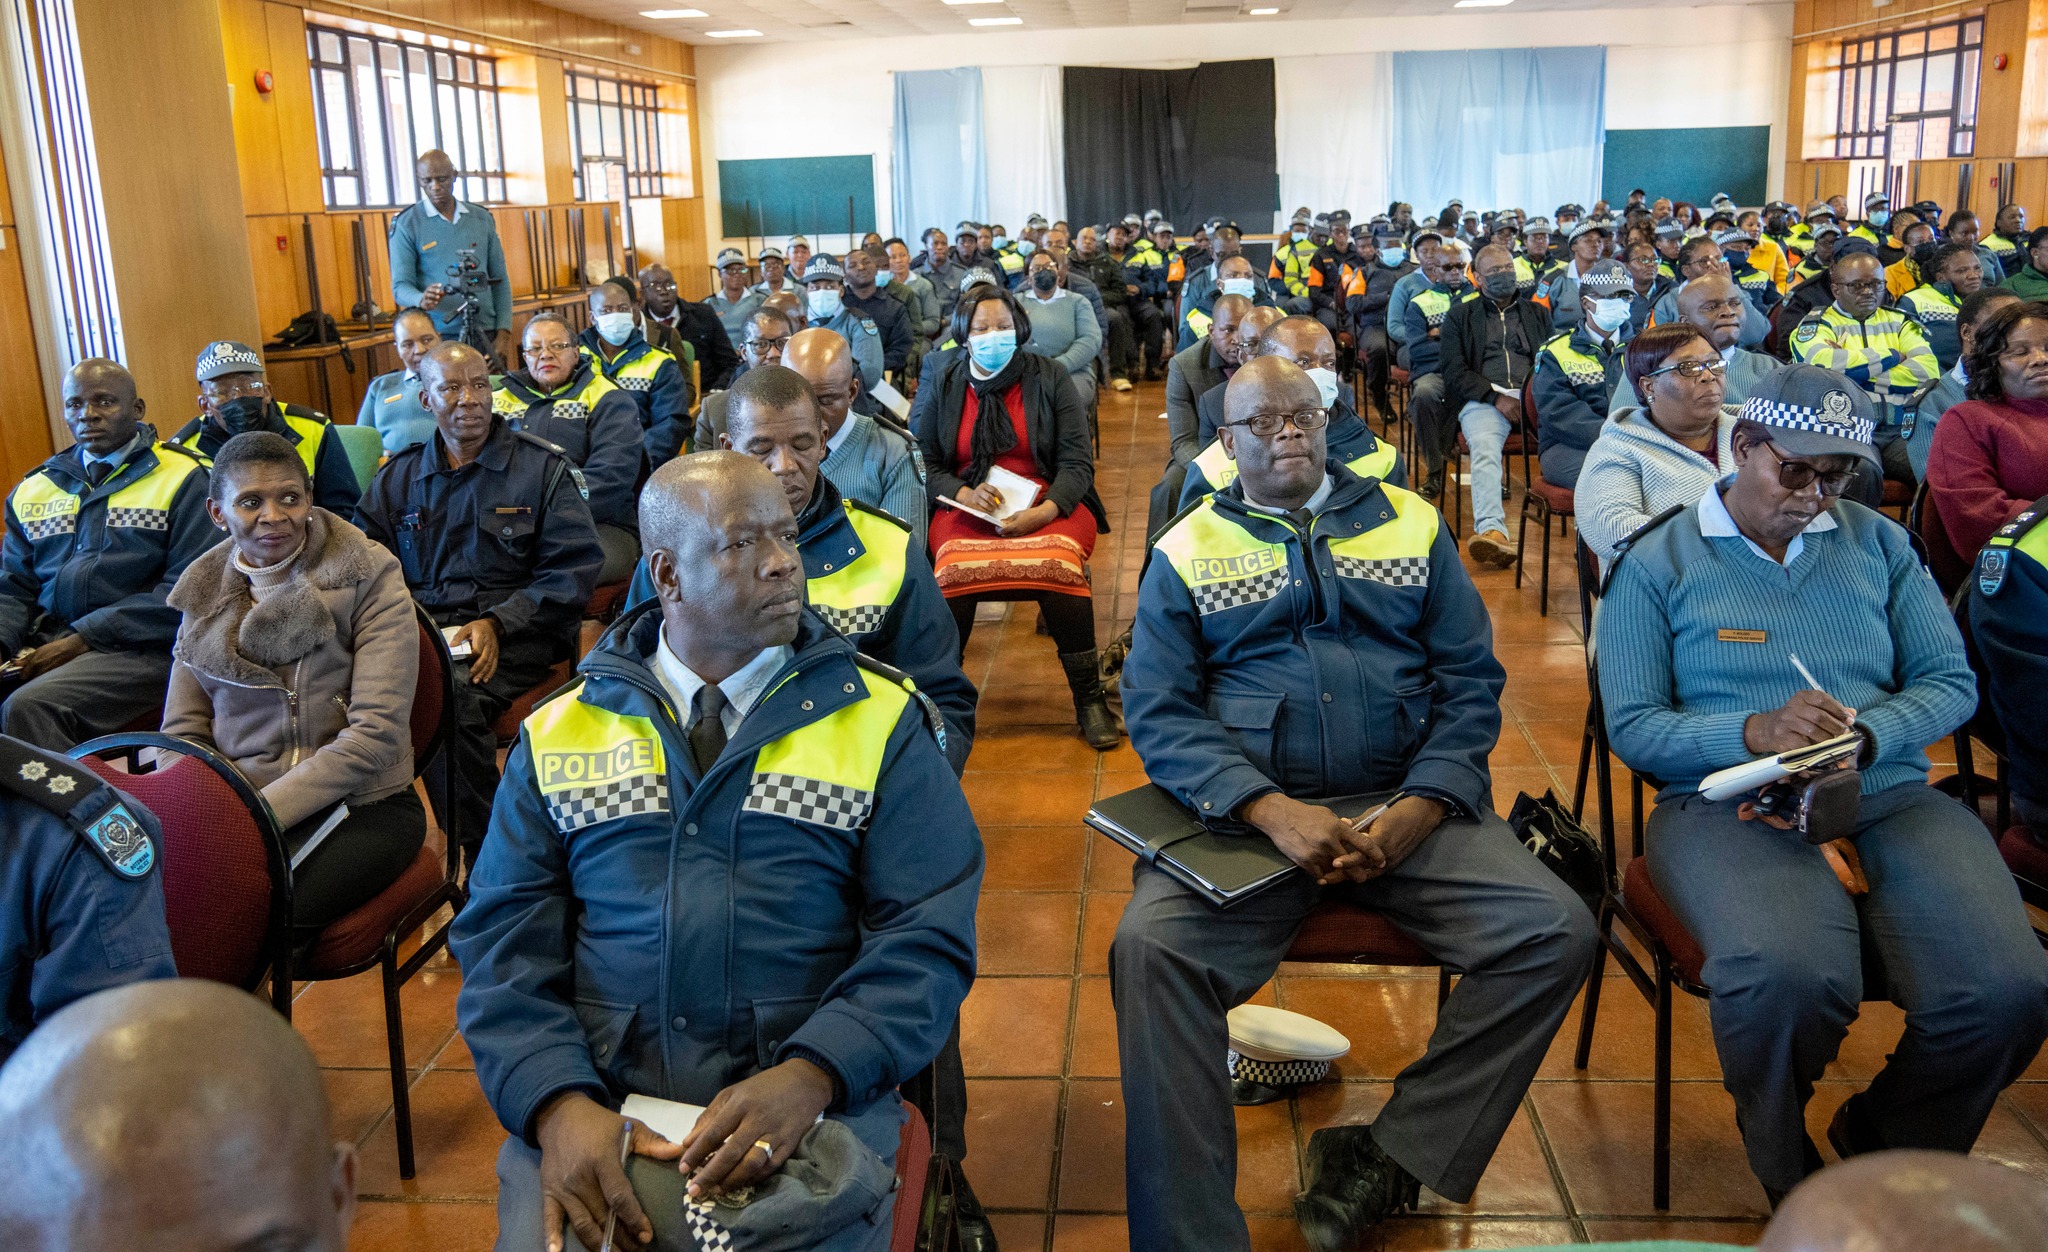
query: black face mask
1480 270 1519 299
1031 269 1059 294
213 395 271 436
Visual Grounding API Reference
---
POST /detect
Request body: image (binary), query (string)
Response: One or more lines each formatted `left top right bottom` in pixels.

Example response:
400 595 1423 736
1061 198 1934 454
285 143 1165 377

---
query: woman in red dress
913 283 1118 748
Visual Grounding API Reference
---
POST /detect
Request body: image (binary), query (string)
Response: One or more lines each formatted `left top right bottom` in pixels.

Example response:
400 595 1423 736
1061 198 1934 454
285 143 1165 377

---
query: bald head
1761 1151 2048 1252
782 327 858 437
62 358 143 456
1255 315 1337 370
1219 356 1327 508
0 980 353 1252
639 452 805 677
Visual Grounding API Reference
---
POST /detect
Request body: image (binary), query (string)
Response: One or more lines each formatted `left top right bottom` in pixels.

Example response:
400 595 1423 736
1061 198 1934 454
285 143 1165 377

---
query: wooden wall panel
1980 0 2027 158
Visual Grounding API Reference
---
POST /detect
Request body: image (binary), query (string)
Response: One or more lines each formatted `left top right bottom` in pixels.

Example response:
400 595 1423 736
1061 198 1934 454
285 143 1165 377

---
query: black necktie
688 683 729 775
1286 508 1314 537
84 460 111 487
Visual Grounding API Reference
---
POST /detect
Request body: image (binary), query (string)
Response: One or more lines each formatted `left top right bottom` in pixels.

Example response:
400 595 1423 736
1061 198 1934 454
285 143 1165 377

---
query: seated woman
1597 365 2048 1206
1575 323 1739 568
913 282 1118 749
1927 299 2048 560
164 432 423 938
1022 249 1103 417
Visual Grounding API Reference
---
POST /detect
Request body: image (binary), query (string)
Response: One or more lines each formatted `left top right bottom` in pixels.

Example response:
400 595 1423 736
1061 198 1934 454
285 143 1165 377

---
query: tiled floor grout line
1520 1094 1591 1243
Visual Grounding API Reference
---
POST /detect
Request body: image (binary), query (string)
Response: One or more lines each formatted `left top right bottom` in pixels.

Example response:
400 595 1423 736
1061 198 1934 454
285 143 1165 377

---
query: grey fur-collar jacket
163 508 417 829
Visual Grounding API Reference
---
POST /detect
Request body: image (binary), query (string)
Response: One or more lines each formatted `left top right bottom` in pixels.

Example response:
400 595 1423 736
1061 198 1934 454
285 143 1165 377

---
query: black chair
1514 382 1576 615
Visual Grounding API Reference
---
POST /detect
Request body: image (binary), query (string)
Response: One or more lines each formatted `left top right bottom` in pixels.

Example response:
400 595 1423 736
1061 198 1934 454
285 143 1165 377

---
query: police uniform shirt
652 635 793 739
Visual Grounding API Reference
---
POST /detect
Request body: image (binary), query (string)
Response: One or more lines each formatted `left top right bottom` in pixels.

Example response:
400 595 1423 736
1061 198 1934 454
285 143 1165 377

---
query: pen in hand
1788 652 1826 696
599 1121 633 1252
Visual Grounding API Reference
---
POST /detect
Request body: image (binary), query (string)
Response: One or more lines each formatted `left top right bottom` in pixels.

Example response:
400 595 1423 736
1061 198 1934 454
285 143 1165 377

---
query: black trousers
1105 308 1135 380
949 591 1096 656
1131 301 1167 375
290 787 428 935
1360 325 1391 417
433 628 564 856
1843 427 1915 509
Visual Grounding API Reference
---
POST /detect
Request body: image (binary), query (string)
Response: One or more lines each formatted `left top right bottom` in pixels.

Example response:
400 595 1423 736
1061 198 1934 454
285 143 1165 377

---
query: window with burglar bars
1832 16 1983 163
307 22 509 209
566 70 666 199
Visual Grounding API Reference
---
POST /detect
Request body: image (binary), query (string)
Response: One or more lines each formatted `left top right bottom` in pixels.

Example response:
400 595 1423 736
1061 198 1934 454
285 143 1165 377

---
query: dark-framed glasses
1222 408 1329 437
1759 441 1854 496
1644 358 1728 382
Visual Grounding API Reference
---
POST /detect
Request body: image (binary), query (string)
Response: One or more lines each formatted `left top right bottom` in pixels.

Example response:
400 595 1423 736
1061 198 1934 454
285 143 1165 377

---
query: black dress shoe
1294 1124 1420 1252
1231 1077 1292 1106
1827 1092 1884 1161
1419 471 1444 501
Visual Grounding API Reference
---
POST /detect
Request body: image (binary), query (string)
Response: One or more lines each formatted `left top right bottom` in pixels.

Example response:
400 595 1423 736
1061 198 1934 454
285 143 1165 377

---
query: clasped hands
1243 791 1448 886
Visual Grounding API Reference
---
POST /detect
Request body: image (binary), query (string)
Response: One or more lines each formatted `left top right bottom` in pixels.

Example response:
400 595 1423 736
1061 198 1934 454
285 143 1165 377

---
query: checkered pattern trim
1561 367 1609 387
1188 565 1288 616
551 400 590 422
1914 305 1958 324
1736 396 1875 445
744 771 873 831
684 1197 735 1249
1333 554 1430 587
105 506 169 531
813 602 889 637
21 513 75 540
1227 1050 1332 1087
616 375 653 391
545 773 668 833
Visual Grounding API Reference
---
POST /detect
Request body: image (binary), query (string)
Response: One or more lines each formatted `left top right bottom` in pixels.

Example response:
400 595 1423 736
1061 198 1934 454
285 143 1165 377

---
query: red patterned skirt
930 501 1099 599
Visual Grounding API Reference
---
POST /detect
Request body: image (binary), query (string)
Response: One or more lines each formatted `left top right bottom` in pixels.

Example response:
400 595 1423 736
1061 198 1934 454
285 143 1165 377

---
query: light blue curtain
892 68 986 240
1389 48 1605 217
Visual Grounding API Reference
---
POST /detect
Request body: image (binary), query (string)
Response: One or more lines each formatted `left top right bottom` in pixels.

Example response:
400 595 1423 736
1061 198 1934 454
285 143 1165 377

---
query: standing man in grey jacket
388 150 511 364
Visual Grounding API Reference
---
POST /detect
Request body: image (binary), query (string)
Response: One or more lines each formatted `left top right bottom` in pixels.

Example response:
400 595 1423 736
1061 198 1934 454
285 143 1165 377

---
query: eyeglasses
1759 440 1854 496
1835 278 1886 294
1222 408 1329 437
643 280 679 293
745 336 790 353
203 376 268 400
523 341 575 356
1644 357 1728 381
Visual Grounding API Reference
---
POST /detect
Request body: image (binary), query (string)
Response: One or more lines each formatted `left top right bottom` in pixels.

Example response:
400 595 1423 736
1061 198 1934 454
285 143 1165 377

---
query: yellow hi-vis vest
1155 485 1438 615
10 444 203 541
806 504 911 638
1189 434 1397 499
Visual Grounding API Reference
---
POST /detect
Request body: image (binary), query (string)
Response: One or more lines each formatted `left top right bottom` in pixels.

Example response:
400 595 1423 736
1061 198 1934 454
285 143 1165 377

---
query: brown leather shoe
1468 529 1516 569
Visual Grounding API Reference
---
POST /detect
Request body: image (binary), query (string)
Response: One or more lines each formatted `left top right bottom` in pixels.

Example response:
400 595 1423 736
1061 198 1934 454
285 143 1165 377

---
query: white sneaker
1111 378 1133 392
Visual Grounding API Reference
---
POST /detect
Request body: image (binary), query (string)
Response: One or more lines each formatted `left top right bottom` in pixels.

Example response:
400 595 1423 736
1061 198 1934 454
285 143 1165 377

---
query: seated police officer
1532 258 1633 490
579 277 691 473
495 311 645 584
0 359 213 749
1180 314 1403 509
0 733 173 1066
356 307 441 454
174 340 359 516
628 365 973 773
784 327 929 552
1969 494 2048 844
356 342 602 861
1116 357 1596 1252
454 452 981 1252
694 307 795 455
1597 365 2048 1205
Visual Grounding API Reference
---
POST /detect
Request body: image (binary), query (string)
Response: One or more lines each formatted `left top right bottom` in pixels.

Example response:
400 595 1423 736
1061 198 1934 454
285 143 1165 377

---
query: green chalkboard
1601 126 1770 208
718 156 877 240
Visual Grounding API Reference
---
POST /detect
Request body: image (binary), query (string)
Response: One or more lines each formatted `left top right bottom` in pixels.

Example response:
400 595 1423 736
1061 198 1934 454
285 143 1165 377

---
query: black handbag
1506 789 1607 916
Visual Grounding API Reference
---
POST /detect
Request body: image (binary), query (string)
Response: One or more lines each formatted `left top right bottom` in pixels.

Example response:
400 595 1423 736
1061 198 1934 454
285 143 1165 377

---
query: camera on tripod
440 245 494 358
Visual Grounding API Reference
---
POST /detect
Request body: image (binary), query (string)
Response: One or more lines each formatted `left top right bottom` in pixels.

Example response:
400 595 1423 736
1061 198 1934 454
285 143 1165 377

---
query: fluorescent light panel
968 14 1023 22
706 27 763 35
1452 0 1514 6
640 8 707 16
942 0 1007 6
1248 6 1280 12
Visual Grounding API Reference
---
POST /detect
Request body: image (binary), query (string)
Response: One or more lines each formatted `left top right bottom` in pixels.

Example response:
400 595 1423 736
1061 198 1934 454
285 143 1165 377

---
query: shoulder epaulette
513 429 572 460
1542 331 1570 347
169 417 205 444
0 736 155 878
155 440 207 465
852 652 948 756
1989 498 2048 548
1977 500 2048 597
1149 494 1208 549
282 403 332 424
1457 290 1480 304
845 496 911 533
1601 502 1690 598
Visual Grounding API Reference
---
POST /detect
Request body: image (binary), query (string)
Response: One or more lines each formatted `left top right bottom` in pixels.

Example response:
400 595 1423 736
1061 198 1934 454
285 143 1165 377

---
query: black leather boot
1059 649 1122 750
1294 1124 1421 1252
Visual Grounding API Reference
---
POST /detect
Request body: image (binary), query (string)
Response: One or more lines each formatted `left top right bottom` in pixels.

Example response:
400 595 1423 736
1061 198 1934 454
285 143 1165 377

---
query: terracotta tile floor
327 378 2048 1250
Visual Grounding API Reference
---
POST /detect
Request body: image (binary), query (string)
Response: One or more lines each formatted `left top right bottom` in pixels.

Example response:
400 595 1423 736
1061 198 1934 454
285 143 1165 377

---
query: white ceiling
545 0 1745 47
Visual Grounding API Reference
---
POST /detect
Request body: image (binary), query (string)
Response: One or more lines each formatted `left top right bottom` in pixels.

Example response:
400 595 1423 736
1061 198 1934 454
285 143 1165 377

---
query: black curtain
1061 59 1278 231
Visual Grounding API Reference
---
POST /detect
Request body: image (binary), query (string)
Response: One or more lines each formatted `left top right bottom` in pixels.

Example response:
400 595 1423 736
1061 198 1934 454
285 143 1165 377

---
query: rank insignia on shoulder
1793 322 1819 343
568 465 590 500
1979 546 2011 598
85 801 155 878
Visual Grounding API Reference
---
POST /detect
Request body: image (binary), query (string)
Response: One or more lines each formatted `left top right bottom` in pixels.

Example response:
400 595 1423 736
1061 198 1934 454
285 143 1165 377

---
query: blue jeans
1457 399 1512 536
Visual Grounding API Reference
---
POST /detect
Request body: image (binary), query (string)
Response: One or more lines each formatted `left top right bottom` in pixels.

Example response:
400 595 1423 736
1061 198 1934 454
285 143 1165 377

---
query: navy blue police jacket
1179 405 1406 511
1126 460 1504 822
450 606 983 1157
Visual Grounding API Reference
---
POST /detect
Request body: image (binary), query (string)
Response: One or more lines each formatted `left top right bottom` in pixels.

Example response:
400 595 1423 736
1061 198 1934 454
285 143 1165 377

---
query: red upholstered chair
1912 479 1973 598
891 1102 932 1252
1285 901 1454 1010
1514 382 1576 616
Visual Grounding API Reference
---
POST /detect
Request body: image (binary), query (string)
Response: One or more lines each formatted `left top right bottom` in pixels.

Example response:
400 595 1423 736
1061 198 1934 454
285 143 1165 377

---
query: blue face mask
992 235 1009 251
1219 276 1257 300
1869 210 1891 230
1016 239 1037 257
874 270 891 287
1291 229 1309 244
968 328 1018 373
1381 247 1406 267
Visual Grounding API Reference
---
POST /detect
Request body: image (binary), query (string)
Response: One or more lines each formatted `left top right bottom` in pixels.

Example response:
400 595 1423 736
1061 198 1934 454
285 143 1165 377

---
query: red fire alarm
254 69 274 94
276 235 288 252
1995 53 2009 71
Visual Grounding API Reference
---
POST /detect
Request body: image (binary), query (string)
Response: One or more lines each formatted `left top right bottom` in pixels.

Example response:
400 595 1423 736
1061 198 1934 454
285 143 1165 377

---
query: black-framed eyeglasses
1222 408 1329 438
745 335 790 353
1759 440 1854 496
1644 358 1727 381
1835 278 1886 294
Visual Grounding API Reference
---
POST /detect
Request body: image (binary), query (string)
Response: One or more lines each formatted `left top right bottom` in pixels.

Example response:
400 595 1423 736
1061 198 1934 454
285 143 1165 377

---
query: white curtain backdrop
1275 53 1392 232
980 64 1066 233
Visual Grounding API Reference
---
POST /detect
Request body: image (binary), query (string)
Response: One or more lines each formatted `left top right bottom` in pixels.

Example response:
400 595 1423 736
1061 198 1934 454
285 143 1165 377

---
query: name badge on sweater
1717 629 1768 644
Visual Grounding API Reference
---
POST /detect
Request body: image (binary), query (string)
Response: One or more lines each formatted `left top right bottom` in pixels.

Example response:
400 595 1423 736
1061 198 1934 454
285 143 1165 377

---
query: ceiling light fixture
942 0 1007 6
968 15 1023 23
1248 7 1280 13
1452 0 1514 6
640 8 707 16
705 27 763 35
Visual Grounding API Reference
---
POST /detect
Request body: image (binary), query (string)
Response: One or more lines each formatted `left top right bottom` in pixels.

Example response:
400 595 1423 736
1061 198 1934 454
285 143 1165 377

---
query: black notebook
1086 785 1388 908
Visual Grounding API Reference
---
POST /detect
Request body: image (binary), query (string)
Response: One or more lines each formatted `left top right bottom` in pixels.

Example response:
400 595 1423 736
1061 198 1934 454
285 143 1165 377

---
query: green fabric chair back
332 422 385 492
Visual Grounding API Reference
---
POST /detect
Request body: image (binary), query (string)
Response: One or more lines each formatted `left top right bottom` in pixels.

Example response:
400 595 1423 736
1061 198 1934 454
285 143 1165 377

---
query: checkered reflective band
545 773 668 834
684 1196 735 1250
812 602 889 637
552 400 590 422
744 771 874 831
1915 304 1958 324
105 506 170 531
1226 1050 1332 1087
1189 564 1288 617
1332 554 1430 587
1737 395 1875 445
1561 366 1609 387
617 375 653 391
22 513 76 540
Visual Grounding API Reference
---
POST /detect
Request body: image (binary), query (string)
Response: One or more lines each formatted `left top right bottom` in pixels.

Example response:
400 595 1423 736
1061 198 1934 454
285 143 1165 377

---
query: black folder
1085 785 1386 908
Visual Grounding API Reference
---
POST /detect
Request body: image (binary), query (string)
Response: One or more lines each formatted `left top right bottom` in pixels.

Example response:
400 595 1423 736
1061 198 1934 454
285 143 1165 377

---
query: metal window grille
566 69 665 200
306 22 508 209
1833 16 1983 163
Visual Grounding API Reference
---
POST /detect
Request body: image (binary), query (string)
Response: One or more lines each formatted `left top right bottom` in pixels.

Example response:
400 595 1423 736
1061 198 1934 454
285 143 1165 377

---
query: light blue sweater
1597 491 1975 798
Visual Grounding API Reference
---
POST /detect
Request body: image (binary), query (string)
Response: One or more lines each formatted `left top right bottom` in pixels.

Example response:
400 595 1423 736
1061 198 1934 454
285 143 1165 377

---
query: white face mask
1305 366 1341 409
1587 297 1631 333
594 312 636 346
1219 277 1256 300
807 288 843 320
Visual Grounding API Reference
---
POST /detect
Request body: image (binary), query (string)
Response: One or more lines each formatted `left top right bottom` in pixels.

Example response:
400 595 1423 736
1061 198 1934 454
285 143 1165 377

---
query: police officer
389 149 512 363
356 342 602 858
0 732 174 1064
1400 243 1474 499
1270 211 1322 316
1970 495 2048 843
1343 225 1414 419
1717 227 1783 318
357 308 441 455
1106 219 1168 381
1181 315 1404 507
627 364 974 772
639 261 741 393
838 246 914 376
496 311 644 585
0 359 212 749
1532 259 1632 490
708 246 766 342
800 255 886 390
1790 242 1937 496
173 340 359 516
1987 203 2030 278
579 278 690 475
454 451 981 1252
1116 356 1596 1252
